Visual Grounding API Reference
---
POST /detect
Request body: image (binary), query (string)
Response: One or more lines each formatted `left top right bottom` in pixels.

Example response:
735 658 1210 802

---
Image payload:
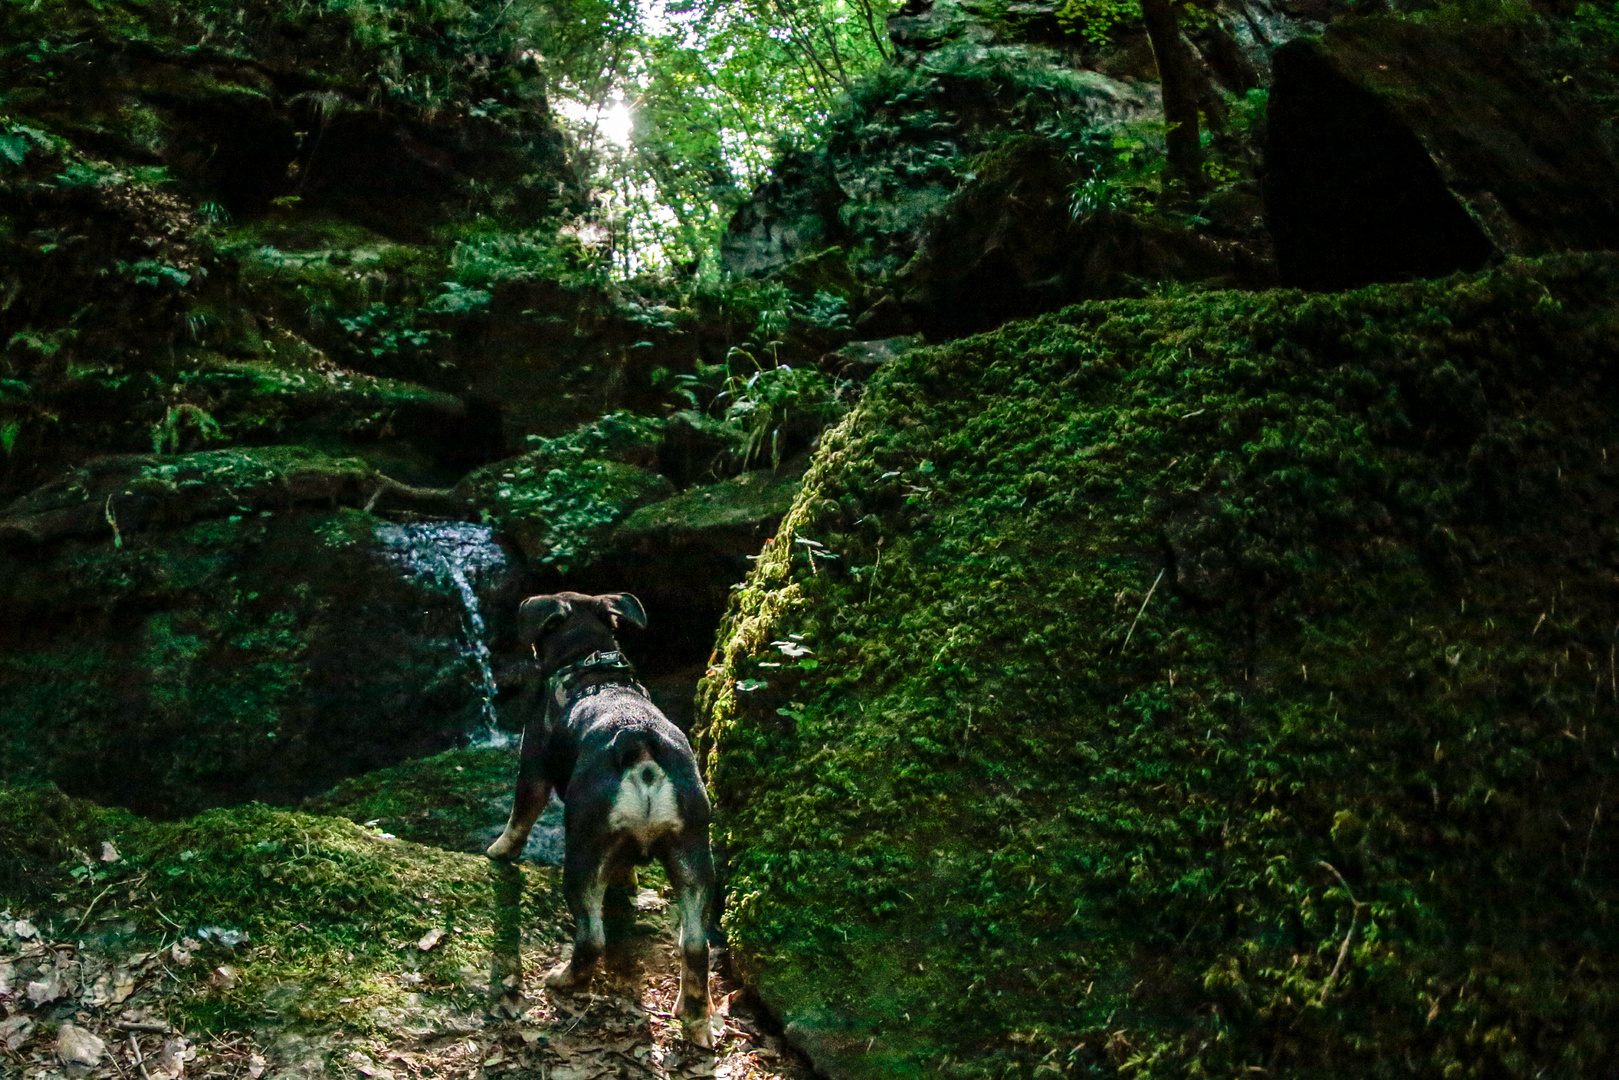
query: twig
128 1033 153 1080
1316 861 1366 1003
70 879 122 936
116 1022 174 1035
1122 569 1166 652
1580 785 1604 881
148 893 185 932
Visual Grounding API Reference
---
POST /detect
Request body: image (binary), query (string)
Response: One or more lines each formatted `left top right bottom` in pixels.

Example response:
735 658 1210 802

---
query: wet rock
1266 18 1619 289
0 446 463 548
0 455 511 817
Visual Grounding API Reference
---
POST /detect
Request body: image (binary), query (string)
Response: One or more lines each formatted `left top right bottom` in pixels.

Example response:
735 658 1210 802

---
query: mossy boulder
0 448 505 818
458 412 674 569
699 254 1618 1077
0 783 565 1070
896 136 1271 338
302 746 552 858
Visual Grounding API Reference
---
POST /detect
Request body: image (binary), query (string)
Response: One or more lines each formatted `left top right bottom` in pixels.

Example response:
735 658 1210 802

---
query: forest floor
0 762 814 1080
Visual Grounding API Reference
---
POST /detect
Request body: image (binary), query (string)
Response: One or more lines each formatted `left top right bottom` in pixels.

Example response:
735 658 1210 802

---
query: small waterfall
374 521 511 745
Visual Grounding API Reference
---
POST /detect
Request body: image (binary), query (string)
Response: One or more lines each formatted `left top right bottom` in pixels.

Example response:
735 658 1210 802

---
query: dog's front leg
666 837 717 1048
487 728 551 861
546 844 606 992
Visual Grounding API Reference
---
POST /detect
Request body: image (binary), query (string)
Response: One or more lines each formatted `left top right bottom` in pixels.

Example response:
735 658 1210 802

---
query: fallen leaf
56 1022 106 1067
27 968 65 1005
416 929 446 952
110 969 137 1004
346 1050 395 1079
170 940 198 967
483 1052 506 1067
0 960 12 996
0 1013 34 1050
100 841 120 863
10 919 37 940
147 1037 194 1080
245 1053 267 1079
84 972 114 1007
210 965 238 991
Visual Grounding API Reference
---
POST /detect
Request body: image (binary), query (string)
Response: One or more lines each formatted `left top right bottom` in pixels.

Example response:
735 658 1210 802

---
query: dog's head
517 591 647 669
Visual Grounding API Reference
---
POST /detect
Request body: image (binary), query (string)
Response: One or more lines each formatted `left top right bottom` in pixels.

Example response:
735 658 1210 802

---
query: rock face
0 448 514 818
1266 18 1619 289
699 255 1619 1078
895 136 1271 338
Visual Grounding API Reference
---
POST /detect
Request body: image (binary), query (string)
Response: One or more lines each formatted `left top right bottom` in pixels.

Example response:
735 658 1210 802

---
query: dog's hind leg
487 737 551 861
546 844 606 993
602 858 639 953
664 838 717 1047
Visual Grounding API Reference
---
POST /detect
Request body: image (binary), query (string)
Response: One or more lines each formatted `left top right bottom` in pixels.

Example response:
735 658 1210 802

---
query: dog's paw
679 1011 718 1049
485 832 523 861
543 961 591 993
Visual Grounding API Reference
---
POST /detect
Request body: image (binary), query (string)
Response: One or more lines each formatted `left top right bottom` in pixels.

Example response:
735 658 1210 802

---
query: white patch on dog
676 883 706 956
607 758 682 846
582 879 607 949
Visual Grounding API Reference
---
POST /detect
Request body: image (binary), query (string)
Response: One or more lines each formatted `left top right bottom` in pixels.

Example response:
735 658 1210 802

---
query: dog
486 591 718 1046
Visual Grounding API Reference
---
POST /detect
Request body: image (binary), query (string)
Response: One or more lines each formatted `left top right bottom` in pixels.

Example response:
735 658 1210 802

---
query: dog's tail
605 726 657 772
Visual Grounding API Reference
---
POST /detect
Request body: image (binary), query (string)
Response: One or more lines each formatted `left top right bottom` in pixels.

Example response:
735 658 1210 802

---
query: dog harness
545 649 648 712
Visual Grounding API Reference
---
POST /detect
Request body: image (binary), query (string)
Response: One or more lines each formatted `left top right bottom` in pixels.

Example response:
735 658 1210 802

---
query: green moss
618 467 805 535
460 412 674 568
0 783 563 1036
303 747 520 853
0 491 485 818
699 254 1619 1078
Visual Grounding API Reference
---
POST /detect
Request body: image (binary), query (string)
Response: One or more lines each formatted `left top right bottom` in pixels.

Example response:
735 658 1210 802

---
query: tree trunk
1139 0 1206 193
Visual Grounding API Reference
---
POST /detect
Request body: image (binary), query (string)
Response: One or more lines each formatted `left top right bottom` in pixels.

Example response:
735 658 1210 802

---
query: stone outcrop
1266 18 1619 289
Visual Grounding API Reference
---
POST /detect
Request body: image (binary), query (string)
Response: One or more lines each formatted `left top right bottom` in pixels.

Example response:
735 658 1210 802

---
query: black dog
486 591 718 1046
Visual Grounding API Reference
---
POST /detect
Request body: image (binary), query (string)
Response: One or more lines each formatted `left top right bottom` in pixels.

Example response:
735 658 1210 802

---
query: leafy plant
715 362 845 471
151 403 222 455
1055 0 1142 45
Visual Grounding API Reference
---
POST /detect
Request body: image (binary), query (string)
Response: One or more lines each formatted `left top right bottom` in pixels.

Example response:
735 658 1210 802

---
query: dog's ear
518 595 572 644
599 592 647 630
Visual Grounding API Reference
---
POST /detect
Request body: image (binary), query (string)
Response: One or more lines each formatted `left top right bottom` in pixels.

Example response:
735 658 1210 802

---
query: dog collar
546 649 644 706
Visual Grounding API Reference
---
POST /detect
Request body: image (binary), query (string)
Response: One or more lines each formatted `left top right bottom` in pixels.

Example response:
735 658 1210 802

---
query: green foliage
715 363 846 471
0 120 50 171
1573 0 1619 38
1055 0 1142 46
447 224 609 291
463 411 672 567
151 403 223 455
700 255 1619 1078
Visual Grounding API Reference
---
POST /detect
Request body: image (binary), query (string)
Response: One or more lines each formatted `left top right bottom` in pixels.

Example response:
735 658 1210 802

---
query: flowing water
374 520 512 745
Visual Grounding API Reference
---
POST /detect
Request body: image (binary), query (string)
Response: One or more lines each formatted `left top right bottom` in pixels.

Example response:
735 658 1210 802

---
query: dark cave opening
1264 39 1497 291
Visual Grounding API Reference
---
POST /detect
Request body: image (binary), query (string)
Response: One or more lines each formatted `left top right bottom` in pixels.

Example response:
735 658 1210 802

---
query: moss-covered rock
303 746 537 856
616 467 806 540
0 448 508 818
699 254 1619 1077
0 782 807 1079
458 412 674 569
0 782 565 1070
